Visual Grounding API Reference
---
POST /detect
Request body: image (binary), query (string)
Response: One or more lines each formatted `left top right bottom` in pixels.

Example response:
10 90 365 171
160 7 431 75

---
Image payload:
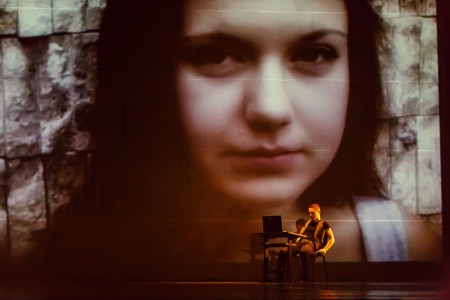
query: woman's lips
225 149 301 174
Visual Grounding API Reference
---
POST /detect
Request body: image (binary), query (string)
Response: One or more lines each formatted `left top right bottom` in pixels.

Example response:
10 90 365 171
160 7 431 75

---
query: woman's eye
291 45 338 63
289 45 339 75
182 44 246 77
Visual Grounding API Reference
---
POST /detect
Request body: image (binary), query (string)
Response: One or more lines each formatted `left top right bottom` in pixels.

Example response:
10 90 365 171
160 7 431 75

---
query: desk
258 231 306 282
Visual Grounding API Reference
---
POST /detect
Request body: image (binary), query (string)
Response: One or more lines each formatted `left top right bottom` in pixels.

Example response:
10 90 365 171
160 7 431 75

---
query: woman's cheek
289 80 348 146
177 74 242 149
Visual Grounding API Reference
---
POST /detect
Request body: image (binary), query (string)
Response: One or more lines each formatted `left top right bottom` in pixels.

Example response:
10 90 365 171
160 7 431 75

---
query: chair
310 233 329 282
297 236 329 282
310 251 328 282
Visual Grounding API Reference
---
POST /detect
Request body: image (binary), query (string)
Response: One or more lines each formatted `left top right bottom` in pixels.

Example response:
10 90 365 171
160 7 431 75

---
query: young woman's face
177 0 349 209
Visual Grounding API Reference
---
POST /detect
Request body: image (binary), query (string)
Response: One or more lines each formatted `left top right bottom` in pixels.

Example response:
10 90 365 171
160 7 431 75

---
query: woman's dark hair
92 0 188 217
301 0 385 205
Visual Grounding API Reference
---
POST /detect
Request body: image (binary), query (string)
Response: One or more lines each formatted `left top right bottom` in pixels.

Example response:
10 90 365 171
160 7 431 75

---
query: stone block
7 158 46 259
18 0 50 7
0 0 18 34
52 0 87 8
390 149 417 214
383 80 419 118
420 81 439 115
38 35 72 80
400 0 419 16
1 38 32 78
420 18 438 115
37 76 75 153
3 77 41 158
86 0 106 30
390 116 417 152
17 0 52 37
87 0 105 5
53 8 85 33
38 73 96 153
0 0 17 7
371 0 400 17
36 34 97 153
45 152 85 217
416 0 437 16
419 18 437 80
381 16 421 82
417 115 441 214
389 117 417 213
37 78 92 153
0 80 6 157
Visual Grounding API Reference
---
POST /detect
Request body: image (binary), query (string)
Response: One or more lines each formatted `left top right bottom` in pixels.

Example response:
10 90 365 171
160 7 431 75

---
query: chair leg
297 256 302 281
311 255 328 282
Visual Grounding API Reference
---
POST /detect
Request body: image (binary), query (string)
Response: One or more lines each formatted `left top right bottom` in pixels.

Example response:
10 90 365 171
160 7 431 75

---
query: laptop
262 215 283 233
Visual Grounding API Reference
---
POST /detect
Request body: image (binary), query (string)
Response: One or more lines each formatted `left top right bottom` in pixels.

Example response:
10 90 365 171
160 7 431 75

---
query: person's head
308 203 321 221
93 0 384 216
178 0 349 210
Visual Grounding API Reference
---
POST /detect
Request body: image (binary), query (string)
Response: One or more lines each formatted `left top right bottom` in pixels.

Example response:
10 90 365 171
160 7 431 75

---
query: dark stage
0 281 445 300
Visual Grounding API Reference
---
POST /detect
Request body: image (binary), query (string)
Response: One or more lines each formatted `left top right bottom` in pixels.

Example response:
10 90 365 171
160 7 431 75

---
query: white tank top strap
353 195 408 261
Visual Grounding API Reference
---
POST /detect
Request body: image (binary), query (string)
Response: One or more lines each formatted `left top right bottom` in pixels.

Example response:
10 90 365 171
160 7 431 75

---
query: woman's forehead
186 0 346 13
183 0 347 38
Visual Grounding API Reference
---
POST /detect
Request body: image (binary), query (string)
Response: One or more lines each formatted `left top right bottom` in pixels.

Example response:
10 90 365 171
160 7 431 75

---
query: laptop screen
262 215 283 233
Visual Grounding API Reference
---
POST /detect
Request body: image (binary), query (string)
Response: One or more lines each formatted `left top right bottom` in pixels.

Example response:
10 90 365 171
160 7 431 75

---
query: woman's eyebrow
299 29 347 43
182 29 346 51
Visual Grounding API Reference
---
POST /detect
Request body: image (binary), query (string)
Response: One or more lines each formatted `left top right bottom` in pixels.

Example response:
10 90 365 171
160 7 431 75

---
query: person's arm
317 228 335 255
296 222 308 243
294 225 304 243
299 225 306 236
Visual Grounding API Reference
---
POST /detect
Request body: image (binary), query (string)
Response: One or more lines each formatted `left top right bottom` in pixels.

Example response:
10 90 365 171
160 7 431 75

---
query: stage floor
0 281 446 299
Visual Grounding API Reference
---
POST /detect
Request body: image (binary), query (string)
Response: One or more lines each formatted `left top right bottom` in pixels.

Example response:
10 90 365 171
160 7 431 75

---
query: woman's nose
243 56 292 132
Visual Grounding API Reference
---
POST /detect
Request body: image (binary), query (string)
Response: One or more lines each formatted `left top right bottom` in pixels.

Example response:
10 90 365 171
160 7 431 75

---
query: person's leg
298 242 315 281
276 250 287 281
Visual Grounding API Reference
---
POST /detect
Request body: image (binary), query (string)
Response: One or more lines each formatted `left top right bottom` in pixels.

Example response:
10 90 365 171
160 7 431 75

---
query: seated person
296 203 335 281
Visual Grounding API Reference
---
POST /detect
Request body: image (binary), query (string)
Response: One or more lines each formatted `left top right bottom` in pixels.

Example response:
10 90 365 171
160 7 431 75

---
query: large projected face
177 0 349 209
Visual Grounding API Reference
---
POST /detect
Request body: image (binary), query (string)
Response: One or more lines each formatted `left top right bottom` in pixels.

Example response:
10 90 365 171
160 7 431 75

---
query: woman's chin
215 180 304 213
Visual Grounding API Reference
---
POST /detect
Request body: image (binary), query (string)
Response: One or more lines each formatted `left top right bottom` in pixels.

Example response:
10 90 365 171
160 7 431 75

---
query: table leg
287 240 293 281
263 241 268 282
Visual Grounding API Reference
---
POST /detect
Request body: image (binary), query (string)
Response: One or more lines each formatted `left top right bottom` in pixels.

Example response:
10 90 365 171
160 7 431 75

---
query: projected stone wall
0 0 105 265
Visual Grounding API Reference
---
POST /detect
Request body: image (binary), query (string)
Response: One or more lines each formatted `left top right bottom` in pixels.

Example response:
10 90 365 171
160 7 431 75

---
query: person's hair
93 0 385 215
300 0 385 207
309 204 321 212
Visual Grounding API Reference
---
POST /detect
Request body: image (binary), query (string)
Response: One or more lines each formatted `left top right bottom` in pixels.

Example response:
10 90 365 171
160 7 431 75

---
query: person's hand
298 238 309 244
316 249 326 256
